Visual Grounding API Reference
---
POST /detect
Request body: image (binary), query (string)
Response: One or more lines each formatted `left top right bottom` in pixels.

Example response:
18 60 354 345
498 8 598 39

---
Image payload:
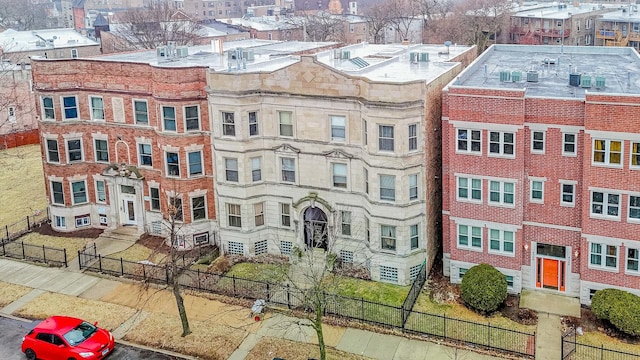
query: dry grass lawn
0 145 47 226
13 292 136 331
245 337 374 360
16 232 89 258
579 332 640 356
108 244 167 263
0 281 32 308
123 312 246 360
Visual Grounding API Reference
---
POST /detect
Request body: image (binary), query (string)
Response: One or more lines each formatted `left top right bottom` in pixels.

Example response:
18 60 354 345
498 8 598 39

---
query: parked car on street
21 316 115 360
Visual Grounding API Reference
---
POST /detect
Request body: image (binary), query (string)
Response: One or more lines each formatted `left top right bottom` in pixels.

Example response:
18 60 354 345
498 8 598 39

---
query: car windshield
63 321 97 346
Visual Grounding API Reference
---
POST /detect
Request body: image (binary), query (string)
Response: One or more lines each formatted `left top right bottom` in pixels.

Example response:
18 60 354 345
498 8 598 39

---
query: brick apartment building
442 44 640 304
30 38 477 284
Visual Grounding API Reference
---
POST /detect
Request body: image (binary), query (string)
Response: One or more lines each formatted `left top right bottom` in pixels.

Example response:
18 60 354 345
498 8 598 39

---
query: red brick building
442 44 640 304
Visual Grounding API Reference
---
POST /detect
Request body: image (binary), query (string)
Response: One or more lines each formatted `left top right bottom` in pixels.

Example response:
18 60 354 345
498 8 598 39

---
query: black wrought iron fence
1 209 49 243
0 240 67 267
562 327 640 360
402 261 427 326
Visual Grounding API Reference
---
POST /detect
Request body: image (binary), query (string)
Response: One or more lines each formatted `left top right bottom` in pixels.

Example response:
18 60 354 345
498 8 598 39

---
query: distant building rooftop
449 44 640 98
0 28 99 53
600 5 640 21
222 17 299 31
512 1 620 19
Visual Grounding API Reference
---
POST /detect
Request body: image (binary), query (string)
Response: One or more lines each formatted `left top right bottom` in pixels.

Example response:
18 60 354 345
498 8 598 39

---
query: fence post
361 297 365 321
42 245 46 263
120 258 124 276
1 238 5 255
63 249 67 267
165 265 170 284
232 275 236 297
266 283 270 301
197 269 200 291
601 344 604 360
487 324 491 349
287 284 291 309
5 225 8 240
443 313 447 339
142 264 146 279
99 254 102 273
78 251 82 270
27 216 31 230
21 241 25 259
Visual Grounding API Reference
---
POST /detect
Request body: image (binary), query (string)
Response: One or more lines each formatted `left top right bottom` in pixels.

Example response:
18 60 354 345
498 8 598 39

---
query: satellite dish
444 41 452 47
53 36 57 40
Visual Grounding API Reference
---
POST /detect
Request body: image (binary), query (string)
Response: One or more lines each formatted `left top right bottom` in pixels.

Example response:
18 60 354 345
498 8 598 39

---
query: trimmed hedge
460 263 507 314
591 288 640 336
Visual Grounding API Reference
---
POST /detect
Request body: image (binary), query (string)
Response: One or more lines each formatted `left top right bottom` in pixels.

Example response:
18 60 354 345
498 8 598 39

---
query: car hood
74 329 111 352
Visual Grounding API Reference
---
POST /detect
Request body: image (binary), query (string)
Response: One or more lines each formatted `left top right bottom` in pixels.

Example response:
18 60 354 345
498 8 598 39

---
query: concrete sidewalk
0 258 505 360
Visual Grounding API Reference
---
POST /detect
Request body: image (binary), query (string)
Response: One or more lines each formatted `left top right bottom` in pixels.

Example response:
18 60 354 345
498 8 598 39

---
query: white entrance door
123 199 136 225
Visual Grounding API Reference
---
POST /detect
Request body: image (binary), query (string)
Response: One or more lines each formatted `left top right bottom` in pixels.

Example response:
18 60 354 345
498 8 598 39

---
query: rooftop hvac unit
595 76 606 88
242 49 255 61
36 40 46 47
410 52 419 62
527 70 539 82
176 46 189 58
500 70 511 82
342 50 351 60
156 46 168 57
569 73 581 86
511 71 522 82
581 75 592 88
419 52 429 62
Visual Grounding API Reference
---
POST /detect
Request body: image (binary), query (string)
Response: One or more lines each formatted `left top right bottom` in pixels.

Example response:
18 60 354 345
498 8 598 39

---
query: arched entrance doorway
304 207 328 250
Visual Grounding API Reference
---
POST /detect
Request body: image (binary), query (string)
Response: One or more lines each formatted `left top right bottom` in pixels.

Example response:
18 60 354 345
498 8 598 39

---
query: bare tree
287 12 346 42
363 3 393 44
384 0 421 42
109 0 203 51
0 0 50 30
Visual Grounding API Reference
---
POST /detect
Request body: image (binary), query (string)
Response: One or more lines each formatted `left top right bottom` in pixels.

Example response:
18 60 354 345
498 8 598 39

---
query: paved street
0 316 180 360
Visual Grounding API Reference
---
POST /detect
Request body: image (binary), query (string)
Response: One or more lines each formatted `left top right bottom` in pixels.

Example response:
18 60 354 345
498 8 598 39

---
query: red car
21 316 115 360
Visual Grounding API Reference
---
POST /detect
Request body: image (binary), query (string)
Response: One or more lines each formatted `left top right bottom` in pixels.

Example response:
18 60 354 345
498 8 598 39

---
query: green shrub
592 289 640 336
460 263 507 314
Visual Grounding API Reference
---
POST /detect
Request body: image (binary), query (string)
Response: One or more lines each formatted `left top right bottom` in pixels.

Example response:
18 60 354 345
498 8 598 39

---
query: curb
115 339 200 360
0 312 33 323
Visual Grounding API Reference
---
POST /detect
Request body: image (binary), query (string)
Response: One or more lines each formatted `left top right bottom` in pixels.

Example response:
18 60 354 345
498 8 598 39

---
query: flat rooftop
450 44 640 98
600 5 640 21
0 28 99 53
512 2 621 19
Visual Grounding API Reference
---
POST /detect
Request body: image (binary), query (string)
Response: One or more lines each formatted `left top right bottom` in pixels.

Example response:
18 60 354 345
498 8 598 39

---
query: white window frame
362 119 368 146
590 191 620 220
165 151 180 177
227 203 242 227
71 48 78 58
330 115 346 142
332 163 348 188
630 142 640 169
530 179 544 203
162 106 177 132
51 180 65 205
187 150 203 177
192 195 207 221
456 129 481 154
71 180 88 205
251 157 262 182
410 224 419 250
138 143 153 167
378 125 394 152
61 95 78 120
489 180 515 207
629 195 640 223
589 242 618 271
184 105 200 131
94 138 109 163
341 211 351 236
75 215 90 227
626 247 639 274
278 111 293 137
54 215 66 229
363 167 369 195
133 99 149 124
457 224 482 251
488 228 515 256
488 131 515 158
379 174 396 202
408 124 418 151
89 96 104 121
95 180 106 203
562 133 577 156
66 138 83 163
149 186 161 211
560 181 576 207
254 202 264 227
280 203 291 227
249 111 259 136
380 225 396 251
409 173 419 201
592 139 623 167
46 139 60 163
42 96 55 120
225 158 239 182
531 130 545 154
281 157 296 183
457 177 482 203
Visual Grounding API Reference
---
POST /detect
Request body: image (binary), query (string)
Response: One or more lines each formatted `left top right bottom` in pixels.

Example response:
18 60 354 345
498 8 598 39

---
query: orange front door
542 259 559 289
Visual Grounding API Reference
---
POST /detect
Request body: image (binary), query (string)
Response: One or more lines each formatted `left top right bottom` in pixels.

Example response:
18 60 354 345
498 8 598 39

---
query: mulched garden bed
33 223 103 239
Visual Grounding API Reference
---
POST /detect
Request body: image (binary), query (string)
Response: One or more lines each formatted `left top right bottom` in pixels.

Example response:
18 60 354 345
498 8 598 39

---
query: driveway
0 316 179 360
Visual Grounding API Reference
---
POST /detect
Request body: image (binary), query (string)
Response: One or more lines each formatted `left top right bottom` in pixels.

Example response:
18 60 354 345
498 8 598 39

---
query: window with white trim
410 224 419 250
380 225 396 251
379 265 398 283
505 275 514 288
489 181 515 206
531 131 545 153
133 100 148 124
341 211 351 235
378 125 394 151
71 181 87 204
222 111 235 136
251 157 261 182
458 224 482 250
331 115 346 141
362 120 368 146
71 49 78 58
363 167 369 195
631 142 640 168
166 152 180 176
254 202 264 226
459 268 468 278
62 96 78 120
139 143 153 166
279 111 293 137
184 106 199 131
255 239 267 255
560 183 575 206
194 233 209 246
589 243 617 270
281 157 295 182
55 216 66 229
409 174 418 201
457 177 482 202
42 96 55 120
333 163 347 188
188 151 203 177
67 139 83 163
593 139 622 166
365 216 370 243
563 133 576 156
530 180 544 203
280 241 292 255
489 229 514 255
228 203 241 227
627 248 639 273
46 139 59 163
90 96 104 120
280 203 290 227
228 241 244 255
249 111 259 136
75 215 90 227
629 196 640 221
150 186 160 211
225 158 238 182
192 196 206 220
379 174 395 201
489 131 515 156
408 124 417 151
457 129 481 153
94 139 109 163
162 106 176 131
591 191 620 218
96 180 106 203
169 197 183 221
51 181 64 205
